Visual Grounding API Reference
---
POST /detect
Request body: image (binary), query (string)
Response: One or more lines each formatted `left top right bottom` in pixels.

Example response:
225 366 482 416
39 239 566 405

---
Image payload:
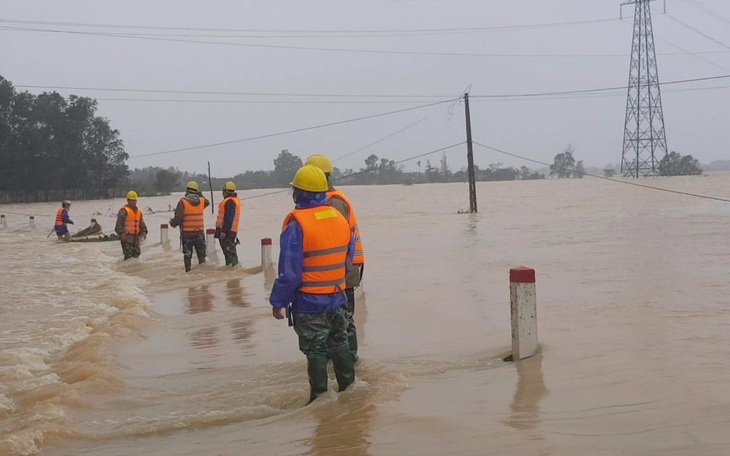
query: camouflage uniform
182 232 206 272
121 236 142 260
293 306 354 402
169 192 209 272
115 205 148 261
219 235 239 266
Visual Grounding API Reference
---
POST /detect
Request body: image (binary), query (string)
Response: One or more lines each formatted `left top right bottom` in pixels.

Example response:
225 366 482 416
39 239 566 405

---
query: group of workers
51 154 365 405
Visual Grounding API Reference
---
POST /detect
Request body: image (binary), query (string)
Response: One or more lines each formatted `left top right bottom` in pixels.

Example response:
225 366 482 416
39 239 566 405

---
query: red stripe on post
261 237 272 246
29 216 34 220
206 228 216 234
510 267 535 284
160 224 168 229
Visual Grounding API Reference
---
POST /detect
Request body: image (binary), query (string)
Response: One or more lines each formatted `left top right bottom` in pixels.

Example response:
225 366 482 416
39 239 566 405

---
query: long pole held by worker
207 161 215 214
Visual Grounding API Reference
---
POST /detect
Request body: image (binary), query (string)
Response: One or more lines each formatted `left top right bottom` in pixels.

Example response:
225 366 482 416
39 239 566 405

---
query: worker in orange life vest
170 181 210 272
270 165 356 404
114 191 148 260
54 200 74 240
214 181 241 266
305 154 365 363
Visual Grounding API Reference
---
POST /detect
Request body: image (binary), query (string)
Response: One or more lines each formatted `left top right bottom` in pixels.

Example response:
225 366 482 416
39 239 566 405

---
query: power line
0 17 621 35
331 117 429 162
93 98 447 105
469 74 730 98
472 141 730 204
0 24 654 59
685 0 730 27
16 74 730 103
128 98 459 159
665 14 730 51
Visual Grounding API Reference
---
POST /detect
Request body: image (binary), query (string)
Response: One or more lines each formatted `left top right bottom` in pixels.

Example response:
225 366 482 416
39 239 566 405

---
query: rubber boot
306 354 329 404
229 257 238 267
348 333 359 363
184 256 192 272
330 344 355 392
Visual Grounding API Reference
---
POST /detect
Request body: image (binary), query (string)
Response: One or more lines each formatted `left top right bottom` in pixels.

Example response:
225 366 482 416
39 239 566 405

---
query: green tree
273 149 303 187
658 151 703 176
574 160 586 179
604 169 617 178
550 144 576 178
364 154 379 170
154 168 181 193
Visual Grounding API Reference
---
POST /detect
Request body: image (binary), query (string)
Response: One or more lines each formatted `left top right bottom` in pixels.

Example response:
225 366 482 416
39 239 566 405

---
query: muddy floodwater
1 177 729 455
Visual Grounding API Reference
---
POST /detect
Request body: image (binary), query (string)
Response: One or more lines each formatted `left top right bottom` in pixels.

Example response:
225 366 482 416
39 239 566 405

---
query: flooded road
1 176 729 455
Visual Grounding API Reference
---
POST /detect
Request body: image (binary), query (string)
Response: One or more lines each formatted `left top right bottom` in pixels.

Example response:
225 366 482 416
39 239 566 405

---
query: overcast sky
2 0 730 176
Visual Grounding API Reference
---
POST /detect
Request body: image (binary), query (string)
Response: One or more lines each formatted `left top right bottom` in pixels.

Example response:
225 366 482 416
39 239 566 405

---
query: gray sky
2 0 730 176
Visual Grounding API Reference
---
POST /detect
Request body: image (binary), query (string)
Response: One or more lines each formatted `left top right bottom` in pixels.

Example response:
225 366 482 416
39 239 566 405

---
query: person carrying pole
214 181 241 267
54 200 74 241
170 181 209 272
270 165 356 404
115 191 148 260
305 154 366 363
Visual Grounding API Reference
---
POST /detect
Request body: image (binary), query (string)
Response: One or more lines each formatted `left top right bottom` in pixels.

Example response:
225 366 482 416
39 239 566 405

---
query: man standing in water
170 181 209 272
214 181 241 267
115 191 148 260
54 200 74 241
305 154 365 363
270 165 356 404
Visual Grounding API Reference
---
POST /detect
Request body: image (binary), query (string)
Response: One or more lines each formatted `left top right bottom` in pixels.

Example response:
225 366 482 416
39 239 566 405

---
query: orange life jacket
55 207 66 227
182 197 206 232
216 196 241 233
123 205 142 235
282 206 350 294
327 189 365 265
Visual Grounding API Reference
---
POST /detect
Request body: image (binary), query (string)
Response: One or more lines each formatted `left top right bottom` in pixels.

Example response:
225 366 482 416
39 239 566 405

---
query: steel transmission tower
621 0 668 178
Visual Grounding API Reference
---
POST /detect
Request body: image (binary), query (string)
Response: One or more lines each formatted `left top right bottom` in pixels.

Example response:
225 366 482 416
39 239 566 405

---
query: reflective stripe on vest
327 189 365 265
282 206 350 294
55 208 66 227
182 197 206 232
123 206 142 235
215 197 241 233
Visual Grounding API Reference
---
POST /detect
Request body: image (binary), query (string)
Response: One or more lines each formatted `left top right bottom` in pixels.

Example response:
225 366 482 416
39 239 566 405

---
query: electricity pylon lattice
621 0 668 178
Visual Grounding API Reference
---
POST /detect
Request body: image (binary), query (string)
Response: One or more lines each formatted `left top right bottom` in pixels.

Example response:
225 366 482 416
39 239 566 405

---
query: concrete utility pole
620 0 669 177
463 93 478 213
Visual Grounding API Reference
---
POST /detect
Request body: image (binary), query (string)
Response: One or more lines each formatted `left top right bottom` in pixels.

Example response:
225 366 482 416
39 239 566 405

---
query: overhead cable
472 141 730 204
0 17 621 35
128 98 458 158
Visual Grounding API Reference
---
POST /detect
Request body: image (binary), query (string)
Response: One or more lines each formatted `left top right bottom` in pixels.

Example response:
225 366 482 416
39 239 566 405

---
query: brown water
1 177 729 455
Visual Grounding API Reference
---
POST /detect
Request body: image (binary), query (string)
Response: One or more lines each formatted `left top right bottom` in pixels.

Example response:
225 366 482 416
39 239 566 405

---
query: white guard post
0 214 6 228
206 228 216 251
261 237 273 268
160 223 169 244
29 216 35 229
510 267 538 361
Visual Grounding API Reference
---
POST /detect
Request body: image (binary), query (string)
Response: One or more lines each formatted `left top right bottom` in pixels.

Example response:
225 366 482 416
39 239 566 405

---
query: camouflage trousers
294 306 355 402
121 239 141 260
182 232 206 271
219 235 239 266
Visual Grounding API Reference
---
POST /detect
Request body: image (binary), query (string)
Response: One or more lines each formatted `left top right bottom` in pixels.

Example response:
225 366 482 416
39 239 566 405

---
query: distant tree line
0 75 128 202
550 144 702 178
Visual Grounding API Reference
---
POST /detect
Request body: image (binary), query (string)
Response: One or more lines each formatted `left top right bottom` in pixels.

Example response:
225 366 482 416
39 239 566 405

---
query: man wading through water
170 181 210 272
270 165 356 404
305 154 365 363
115 191 148 260
214 181 241 267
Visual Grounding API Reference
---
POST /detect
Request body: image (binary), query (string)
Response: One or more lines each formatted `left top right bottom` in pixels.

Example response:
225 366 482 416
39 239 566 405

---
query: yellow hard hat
305 154 334 174
290 165 328 193
222 181 236 191
186 181 199 192
126 191 138 201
